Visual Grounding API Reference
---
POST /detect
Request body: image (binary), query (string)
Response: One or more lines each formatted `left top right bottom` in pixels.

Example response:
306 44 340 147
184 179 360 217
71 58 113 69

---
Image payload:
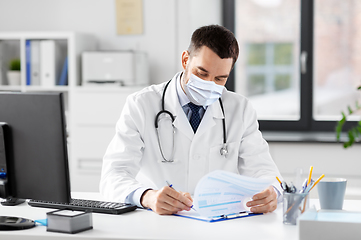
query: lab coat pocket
208 141 239 173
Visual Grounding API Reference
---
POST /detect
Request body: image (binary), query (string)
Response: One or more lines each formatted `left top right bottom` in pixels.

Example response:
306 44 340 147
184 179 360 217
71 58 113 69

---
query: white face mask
184 73 225 106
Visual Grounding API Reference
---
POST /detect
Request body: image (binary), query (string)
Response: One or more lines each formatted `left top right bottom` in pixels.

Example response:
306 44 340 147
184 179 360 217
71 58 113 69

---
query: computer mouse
0 216 35 230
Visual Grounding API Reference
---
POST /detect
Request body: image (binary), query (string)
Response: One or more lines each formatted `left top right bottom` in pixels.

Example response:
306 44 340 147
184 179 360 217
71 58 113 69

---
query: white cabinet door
71 88 143 191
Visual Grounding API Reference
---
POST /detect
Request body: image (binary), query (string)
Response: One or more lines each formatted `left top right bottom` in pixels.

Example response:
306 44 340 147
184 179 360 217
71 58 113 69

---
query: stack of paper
175 170 273 222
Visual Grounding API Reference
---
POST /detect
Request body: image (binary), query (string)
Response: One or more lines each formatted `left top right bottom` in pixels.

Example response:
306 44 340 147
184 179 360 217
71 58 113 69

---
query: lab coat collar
164 72 183 118
209 97 225 120
176 72 189 108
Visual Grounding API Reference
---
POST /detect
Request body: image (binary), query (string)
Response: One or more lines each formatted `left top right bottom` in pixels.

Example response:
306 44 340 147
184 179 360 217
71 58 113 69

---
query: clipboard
174 210 262 223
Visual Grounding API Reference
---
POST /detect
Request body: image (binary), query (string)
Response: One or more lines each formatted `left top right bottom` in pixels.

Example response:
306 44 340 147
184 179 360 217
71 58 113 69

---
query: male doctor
100 25 282 215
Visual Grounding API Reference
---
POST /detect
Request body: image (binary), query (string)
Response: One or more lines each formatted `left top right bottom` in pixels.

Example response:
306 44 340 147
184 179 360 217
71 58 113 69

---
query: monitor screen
0 92 70 203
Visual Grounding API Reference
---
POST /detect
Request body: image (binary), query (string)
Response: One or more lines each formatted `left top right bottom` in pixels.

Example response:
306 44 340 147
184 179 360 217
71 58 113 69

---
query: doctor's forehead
190 47 233 74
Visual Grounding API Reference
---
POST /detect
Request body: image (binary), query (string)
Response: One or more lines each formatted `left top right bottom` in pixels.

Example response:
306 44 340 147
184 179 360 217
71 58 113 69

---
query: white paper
193 170 273 218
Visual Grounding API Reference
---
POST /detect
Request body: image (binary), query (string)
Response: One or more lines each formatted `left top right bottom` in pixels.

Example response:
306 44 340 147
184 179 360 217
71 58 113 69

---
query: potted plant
336 86 361 148
7 58 21 85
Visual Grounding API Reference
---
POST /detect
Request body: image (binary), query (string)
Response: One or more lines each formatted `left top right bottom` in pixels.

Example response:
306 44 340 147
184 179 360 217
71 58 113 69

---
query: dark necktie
188 102 202 133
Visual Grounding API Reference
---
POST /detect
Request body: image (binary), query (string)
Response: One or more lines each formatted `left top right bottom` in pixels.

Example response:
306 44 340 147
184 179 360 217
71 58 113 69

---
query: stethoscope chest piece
220 144 228 157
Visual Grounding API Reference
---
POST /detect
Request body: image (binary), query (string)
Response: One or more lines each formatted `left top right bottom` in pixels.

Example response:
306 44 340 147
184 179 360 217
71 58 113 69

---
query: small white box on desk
298 208 361 240
47 209 93 234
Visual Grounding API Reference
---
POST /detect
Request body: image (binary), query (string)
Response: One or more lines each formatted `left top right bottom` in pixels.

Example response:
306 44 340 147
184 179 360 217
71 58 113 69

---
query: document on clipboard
175 170 273 222
174 209 261 223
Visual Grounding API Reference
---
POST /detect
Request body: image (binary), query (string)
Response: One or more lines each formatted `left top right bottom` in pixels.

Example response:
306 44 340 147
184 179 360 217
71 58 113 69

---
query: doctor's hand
140 187 193 215
246 185 278 213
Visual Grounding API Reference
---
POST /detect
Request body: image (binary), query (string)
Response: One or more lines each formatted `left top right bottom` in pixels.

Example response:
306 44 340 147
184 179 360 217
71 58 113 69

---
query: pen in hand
166 181 195 211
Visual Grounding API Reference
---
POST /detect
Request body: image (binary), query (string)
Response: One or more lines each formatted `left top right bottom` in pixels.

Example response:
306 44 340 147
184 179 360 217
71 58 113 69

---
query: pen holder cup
283 192 309 225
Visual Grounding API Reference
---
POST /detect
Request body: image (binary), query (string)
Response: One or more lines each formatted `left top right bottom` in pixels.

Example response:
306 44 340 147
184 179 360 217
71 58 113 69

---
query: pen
276 176 290 192
276 176 282 184
307 166 313 186
304 179 314 193
281 182 289 192
166 181 195 211
166 181 173 189
300 179 308 193
310 174 325 191
288 182 296 193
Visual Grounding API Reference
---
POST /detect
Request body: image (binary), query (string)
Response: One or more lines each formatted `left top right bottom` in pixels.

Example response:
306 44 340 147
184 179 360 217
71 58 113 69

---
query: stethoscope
155 79 228 162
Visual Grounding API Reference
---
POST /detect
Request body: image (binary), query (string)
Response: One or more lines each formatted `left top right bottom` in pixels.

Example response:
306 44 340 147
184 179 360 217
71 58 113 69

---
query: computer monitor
0 92 71 230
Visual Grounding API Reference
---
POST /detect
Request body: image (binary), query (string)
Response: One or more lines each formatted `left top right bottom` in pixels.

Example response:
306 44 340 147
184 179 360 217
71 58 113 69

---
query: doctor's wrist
140 189 154 208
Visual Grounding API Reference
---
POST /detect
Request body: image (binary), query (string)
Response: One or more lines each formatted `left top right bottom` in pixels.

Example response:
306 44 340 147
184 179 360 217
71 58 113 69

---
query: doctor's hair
188 25 239 68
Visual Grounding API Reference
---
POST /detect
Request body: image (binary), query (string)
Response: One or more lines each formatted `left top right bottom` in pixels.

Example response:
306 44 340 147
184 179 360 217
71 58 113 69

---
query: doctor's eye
215 77 226 83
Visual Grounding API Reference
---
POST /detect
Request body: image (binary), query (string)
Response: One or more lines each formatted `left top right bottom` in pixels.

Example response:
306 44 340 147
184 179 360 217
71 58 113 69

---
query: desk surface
1 192 360 240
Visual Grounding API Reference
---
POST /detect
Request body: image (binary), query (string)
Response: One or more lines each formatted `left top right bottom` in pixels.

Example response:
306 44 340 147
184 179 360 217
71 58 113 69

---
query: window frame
223 0 357 133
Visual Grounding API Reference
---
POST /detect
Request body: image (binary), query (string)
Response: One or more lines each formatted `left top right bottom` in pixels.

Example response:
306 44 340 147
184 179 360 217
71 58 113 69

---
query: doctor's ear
181 50 190 70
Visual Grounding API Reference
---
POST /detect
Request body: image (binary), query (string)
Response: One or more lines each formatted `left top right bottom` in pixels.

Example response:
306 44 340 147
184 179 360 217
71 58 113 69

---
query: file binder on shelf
30 40 41 86
40 40 62 87
58 57 68 86
25 40 31 85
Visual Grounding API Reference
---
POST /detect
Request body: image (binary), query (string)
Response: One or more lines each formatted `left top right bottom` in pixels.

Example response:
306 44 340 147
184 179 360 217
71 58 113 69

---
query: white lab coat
100 72 282 203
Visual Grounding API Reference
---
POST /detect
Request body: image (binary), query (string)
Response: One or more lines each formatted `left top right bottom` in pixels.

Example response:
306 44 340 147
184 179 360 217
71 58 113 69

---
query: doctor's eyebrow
197 66 209 73
196 66 229 79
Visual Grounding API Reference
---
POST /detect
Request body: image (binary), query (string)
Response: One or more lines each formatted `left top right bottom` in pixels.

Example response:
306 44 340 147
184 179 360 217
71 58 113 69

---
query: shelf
0 85 22 91
74 85 145 93
24 86 69 92
0 31 79 40
0 85 69 92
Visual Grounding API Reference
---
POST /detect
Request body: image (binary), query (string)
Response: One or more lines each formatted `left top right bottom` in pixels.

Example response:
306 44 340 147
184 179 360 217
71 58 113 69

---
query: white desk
1 193 360 240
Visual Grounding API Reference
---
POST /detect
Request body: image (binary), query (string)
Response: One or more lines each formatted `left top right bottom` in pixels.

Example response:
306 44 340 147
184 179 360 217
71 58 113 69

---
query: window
224 0 361 132
246 43 297 119
313 0 361 122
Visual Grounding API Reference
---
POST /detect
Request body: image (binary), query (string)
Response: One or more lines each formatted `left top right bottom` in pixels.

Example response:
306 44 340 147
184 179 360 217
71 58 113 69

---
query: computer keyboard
28 198 137 215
